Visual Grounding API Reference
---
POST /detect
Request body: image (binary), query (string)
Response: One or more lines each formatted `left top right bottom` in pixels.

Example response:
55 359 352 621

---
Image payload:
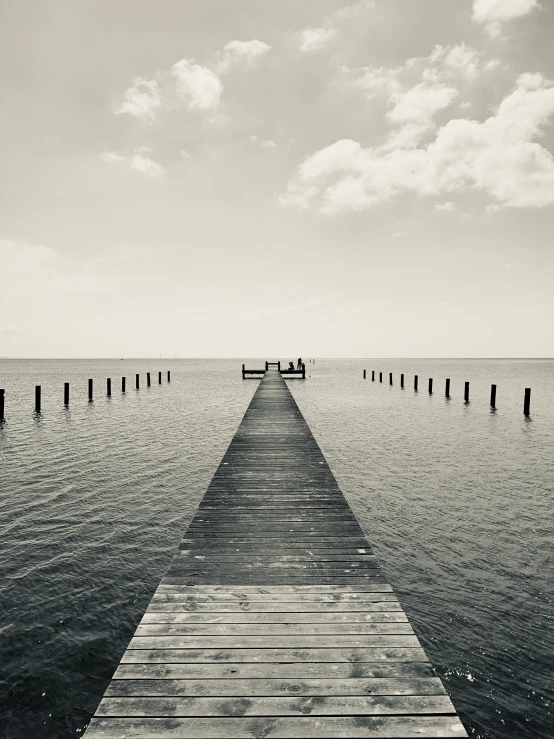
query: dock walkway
84 369 468 738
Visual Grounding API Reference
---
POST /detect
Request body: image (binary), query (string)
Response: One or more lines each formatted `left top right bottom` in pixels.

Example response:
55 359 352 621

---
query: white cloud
130 147 164 178
338 44 498 150
115 77 162 121
282 73 554 213
214 40 271 74
101 151 126 164
101 147 164 178
250 135 277 149
170 58 222 112
387 82 459 125
472 0 540 37
299 28 337 52
434 201 457 212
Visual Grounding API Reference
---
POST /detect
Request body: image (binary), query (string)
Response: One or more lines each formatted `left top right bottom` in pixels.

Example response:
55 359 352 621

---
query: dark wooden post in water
0 389 4 422
372 370 375 381
401 373 404 388
107 378 111 397
302 363 306 379
414 374 418 391
167 370 171 383
242 364 246 379
158 371 162 384
524 388 531 416
389 372 393 385
147 372 151 387
265 361 268 371
379 372 382 383
64 382 69 406
445 378 450 397
363 369 366 379
88 379 93 402
428 378 433 394
464 381 470 403
135 374 140 390
35 386 41 413
490 384 496 409
122 377 126 393
83 366 469 739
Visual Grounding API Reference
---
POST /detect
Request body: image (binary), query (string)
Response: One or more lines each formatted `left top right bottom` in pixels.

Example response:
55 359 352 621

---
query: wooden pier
84 368 467 738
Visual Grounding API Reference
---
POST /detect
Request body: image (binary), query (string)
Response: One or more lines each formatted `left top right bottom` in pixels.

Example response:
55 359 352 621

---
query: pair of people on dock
288 358 304 371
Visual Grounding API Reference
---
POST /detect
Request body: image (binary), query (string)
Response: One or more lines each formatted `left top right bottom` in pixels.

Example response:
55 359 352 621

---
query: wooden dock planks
84 369 468 738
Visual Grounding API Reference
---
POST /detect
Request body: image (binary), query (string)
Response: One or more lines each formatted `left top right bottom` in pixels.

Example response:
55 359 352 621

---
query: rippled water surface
0 358 552 738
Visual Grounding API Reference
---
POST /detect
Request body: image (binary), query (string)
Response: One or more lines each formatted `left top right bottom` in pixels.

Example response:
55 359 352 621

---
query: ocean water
0 358 552 738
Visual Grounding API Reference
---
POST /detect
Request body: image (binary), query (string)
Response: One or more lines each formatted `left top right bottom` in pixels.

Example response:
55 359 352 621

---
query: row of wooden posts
0 371 171 422
363 369 532 416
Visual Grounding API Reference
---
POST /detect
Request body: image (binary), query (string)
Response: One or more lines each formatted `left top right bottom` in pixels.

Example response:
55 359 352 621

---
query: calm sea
0 359 552 738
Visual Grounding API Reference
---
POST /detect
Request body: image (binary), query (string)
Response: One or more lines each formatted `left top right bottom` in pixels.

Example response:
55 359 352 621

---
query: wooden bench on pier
243 360 306 379
83 367 468 738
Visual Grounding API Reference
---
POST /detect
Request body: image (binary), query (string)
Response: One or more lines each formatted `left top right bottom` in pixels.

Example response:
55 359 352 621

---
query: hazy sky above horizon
2 0 554 358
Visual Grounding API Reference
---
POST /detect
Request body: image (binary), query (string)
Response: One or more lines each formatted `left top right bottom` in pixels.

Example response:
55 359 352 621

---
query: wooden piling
414 375 418 391
363 369 366 379
490 384 496 408
136 374 140 390
107 378 112 397
35 385 41 413
83 367 468 739
371 370 375 381
88 379 93 402
167 370 171 383
401 373 404 388
158 371 162 384
445 378 450 398
428 378 433 395
122 377 126 393
301 363 306 379
147 372 151 387
64 382 70 406
379 372 382 383
524 388 531 416
389 372 393 385
0 389 4 422
464 382 470 403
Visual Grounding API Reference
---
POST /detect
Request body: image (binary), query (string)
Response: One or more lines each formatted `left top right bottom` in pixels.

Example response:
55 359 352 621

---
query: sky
2 0 554 358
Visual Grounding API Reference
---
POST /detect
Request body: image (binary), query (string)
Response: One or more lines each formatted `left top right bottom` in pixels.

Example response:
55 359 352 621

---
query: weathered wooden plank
113 662 435 680
151 592 398 602
134 623 414 636
96 694 457 717
146 602 402 613
85 715 468 737
157 584 389 592
105 677 446 697
119 647 431 664
127 635 422 649
140 611 408 624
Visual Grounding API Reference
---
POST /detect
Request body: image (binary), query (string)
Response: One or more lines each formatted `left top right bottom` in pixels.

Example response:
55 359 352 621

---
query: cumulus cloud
115 77 162 121
115 39 268 122
472 0 540 37
282 73 554 213
101 147 164 178
338 43 497 145
299 28 337 52
171 59 223 111
214 39 271 74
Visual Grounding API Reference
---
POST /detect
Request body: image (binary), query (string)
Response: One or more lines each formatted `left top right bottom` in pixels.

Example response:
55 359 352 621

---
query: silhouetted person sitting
289 361 295 370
